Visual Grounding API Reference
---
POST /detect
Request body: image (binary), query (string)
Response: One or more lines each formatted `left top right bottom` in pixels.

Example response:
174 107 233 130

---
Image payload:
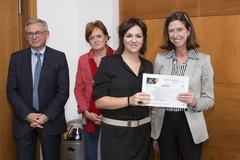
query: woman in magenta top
74 20 114 160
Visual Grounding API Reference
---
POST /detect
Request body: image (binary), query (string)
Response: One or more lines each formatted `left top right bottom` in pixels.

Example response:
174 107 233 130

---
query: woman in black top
93 18 154 160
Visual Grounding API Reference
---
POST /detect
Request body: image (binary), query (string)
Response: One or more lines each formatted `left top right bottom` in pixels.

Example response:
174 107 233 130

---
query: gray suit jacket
151 50 214 144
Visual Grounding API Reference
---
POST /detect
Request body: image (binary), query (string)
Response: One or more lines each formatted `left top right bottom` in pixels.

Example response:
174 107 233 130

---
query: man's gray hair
25 18 48 32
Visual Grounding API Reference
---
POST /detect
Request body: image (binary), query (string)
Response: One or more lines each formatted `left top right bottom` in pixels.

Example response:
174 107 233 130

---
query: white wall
37 0 119 123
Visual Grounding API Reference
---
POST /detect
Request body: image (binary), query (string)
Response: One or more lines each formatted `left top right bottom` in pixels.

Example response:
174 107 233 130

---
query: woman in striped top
151 11 214 160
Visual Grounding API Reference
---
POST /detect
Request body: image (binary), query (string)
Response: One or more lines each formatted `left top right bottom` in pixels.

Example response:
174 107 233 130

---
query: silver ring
138 100 143 105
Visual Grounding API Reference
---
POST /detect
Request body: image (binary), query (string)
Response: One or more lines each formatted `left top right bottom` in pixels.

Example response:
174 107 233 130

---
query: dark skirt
100 122 154 160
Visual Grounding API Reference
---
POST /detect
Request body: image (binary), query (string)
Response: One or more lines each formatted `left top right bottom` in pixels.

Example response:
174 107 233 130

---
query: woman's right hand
153 139 160 152
129 92 151 106
84 110 102 125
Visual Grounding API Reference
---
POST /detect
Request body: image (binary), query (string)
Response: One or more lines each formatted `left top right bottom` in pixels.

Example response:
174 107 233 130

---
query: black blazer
7 46 69 138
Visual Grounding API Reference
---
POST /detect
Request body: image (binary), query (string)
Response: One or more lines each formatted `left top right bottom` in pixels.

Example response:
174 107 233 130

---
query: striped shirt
166 49 199 112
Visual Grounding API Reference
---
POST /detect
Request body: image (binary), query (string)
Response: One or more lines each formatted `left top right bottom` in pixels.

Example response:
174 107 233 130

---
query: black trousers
16 127 61 160
157 111 203 160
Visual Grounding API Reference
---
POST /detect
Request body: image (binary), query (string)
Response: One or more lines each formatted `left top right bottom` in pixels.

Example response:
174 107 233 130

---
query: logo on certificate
147 78 159 84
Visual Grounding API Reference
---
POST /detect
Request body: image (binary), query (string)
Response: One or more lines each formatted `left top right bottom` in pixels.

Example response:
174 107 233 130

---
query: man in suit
7 18 69 160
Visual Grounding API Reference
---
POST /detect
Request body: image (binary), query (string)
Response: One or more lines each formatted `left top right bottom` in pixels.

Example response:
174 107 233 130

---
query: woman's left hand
177 92 196 107
129 92 151 106
95 114 102 126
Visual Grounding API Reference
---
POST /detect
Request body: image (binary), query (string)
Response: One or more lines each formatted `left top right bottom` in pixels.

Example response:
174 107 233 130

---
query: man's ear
46 31 50 39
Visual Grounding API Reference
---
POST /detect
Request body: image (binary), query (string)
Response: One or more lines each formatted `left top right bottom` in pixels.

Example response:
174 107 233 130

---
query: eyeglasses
165 12 190 25
26 31 46 38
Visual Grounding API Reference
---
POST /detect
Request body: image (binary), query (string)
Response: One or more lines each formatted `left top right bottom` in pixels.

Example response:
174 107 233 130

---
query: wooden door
0 0 37 159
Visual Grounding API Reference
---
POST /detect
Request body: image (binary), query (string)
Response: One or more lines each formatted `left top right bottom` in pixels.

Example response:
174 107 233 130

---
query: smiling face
123 25 144 54
168 20 190 50
88 27 108 52
26 22 49 51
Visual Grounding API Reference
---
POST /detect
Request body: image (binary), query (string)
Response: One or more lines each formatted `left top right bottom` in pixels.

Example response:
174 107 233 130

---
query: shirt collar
88 45 110 60
31 47 46 55
139 56 147 66
166 49 199 60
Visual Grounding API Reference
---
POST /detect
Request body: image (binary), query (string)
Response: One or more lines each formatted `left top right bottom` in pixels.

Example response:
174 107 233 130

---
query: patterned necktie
33 52 42 111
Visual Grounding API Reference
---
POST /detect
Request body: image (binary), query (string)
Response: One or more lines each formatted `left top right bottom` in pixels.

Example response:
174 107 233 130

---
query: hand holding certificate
142 73 189 108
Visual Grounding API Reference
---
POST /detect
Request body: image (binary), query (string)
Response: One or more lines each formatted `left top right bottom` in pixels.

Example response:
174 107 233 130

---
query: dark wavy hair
160 11 199 51
116 17 147 55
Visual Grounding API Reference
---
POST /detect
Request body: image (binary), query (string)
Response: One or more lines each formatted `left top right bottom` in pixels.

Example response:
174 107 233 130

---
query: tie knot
35 52 41 59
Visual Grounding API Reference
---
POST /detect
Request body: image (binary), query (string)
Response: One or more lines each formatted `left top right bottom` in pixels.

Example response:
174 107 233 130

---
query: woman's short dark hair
116 17 147 55
85 20 110 43
160 11 199 51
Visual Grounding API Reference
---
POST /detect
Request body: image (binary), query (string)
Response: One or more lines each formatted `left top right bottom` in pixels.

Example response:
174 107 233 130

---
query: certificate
142 73 189 108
